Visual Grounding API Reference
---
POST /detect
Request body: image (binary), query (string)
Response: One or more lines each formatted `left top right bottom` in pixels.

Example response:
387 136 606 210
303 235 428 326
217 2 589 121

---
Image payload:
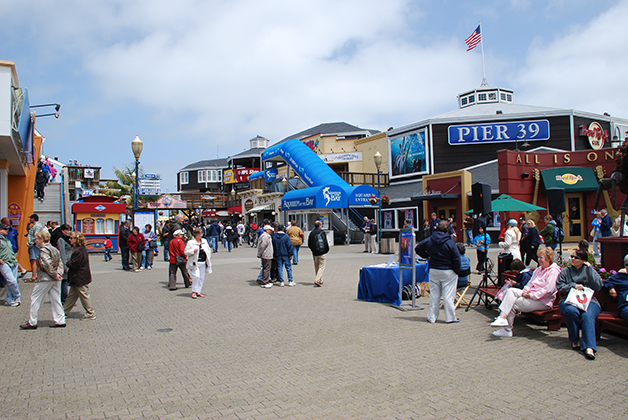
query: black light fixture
521 172 530 179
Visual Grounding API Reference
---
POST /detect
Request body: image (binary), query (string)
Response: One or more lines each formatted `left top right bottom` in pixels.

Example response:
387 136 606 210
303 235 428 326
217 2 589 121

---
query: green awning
541 167 599 192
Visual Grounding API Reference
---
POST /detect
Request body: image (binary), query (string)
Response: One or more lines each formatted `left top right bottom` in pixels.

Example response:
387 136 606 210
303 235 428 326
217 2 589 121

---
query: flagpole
479 21 488 86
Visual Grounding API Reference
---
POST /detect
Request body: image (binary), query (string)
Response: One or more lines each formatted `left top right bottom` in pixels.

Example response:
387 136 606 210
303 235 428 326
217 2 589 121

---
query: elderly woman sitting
490 246 561 337
557 249 603 360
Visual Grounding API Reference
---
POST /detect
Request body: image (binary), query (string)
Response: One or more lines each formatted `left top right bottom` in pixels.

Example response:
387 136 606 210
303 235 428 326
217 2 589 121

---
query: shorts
28 246 40 260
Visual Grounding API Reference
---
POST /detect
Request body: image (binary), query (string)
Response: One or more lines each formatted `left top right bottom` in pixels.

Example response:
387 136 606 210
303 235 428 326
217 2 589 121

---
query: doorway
563 193 584 242
437 206 458 240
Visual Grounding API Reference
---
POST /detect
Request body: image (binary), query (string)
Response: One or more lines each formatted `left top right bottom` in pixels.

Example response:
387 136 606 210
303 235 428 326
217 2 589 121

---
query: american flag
465 25 481 51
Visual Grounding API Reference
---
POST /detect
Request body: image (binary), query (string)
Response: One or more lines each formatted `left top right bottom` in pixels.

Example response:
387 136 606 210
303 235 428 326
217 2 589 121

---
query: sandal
584 349 596 360
191 293 197 299
196 293 205 298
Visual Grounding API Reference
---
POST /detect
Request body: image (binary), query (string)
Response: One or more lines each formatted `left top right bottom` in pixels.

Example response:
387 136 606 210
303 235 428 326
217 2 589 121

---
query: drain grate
157 328 173 332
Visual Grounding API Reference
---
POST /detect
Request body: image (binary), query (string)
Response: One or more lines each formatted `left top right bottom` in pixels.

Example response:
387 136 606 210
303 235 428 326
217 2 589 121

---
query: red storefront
498 148 625 242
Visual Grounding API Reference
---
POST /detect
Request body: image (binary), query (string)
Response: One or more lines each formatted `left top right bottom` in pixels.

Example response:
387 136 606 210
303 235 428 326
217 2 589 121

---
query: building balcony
338 172 389 188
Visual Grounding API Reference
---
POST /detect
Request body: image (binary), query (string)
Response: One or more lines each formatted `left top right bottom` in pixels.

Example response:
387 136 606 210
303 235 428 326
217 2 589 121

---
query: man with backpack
308 220 329 287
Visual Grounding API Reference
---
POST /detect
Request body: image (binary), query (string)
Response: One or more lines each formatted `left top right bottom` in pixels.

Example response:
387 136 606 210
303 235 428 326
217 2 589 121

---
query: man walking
208 220 221 253
287 220 304 265
26 214 45 281
308 220 329 287
0 222 21 306
272 224 294 287
257 225 274 288
361 216 371 253
119 220 132 271
600 209 612 237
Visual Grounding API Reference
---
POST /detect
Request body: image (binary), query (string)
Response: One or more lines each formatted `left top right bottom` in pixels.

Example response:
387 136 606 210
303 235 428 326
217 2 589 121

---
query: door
564 193 584 242
437 207 457 240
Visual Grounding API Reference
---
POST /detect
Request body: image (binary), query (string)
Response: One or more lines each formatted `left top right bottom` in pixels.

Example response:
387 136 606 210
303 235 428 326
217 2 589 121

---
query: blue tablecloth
357 263 429 306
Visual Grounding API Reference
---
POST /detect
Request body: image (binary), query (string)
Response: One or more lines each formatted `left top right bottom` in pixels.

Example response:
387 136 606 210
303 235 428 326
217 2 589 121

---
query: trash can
381 238 396 254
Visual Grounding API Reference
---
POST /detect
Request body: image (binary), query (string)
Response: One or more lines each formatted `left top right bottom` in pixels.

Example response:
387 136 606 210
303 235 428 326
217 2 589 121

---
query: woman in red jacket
127 227 145 272
168 229 191 290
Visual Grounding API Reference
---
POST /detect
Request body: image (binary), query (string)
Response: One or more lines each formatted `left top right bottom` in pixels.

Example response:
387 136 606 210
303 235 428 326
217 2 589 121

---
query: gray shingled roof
180 158 229 171
278 122 380 143
229 147 266 160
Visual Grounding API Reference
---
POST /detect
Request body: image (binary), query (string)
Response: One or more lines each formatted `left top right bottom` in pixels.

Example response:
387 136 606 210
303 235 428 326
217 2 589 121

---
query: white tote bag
565 287 594 311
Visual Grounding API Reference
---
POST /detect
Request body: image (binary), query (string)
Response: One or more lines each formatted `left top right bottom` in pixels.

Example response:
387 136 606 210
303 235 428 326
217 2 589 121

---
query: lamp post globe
231 188 236 225
373 151 382 253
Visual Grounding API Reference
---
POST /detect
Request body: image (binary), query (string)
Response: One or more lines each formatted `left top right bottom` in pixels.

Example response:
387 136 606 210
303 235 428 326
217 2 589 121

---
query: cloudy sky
3 0 627 191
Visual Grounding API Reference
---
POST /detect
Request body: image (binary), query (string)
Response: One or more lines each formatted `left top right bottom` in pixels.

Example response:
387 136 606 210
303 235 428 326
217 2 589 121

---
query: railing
338 172 389 187
178 192 232 209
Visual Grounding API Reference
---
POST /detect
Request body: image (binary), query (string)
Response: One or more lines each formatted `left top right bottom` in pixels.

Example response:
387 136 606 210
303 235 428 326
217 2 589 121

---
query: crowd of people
413 210 628 361
0 213 96 330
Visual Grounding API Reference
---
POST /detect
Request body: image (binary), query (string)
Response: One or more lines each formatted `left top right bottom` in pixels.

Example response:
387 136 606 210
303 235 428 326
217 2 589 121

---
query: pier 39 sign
448 120 550 145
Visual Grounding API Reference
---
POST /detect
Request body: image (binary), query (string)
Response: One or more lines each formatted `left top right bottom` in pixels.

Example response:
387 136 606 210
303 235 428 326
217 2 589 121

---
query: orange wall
7 135 42 268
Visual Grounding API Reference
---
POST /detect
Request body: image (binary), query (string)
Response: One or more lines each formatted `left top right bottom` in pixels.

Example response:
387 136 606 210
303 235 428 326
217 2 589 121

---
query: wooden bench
595 289 628 339
477 284 563 331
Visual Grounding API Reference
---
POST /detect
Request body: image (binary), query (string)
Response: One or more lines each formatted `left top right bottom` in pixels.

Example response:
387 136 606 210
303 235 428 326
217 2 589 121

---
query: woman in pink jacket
490 246 561 337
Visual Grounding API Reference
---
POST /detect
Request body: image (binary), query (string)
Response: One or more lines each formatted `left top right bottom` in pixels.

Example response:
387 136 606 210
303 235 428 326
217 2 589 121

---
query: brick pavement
1 243 627 419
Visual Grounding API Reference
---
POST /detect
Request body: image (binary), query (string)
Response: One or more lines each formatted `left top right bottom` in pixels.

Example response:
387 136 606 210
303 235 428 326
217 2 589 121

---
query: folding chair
440 268 472 309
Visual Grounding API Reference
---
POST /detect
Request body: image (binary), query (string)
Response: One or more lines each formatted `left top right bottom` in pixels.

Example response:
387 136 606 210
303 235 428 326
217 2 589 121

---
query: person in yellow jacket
286 221 305 265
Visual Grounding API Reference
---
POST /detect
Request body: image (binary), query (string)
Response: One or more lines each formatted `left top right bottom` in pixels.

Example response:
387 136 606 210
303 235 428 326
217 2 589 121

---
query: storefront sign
448 120 550 145
7 203 22 226
244 199 254 210
579 122 609 150
223 170 235 184
282 185 347 210
235 168 258 183
320 152 362 163
264 169 278 182
555 173 583 185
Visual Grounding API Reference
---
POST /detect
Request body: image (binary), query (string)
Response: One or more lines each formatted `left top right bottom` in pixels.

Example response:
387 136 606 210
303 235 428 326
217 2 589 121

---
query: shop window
83 218 95 234
488 92 497 100
478 93 487 101
95 218 105 234
105 219 114 234
198 170 206 183
180 172 189 184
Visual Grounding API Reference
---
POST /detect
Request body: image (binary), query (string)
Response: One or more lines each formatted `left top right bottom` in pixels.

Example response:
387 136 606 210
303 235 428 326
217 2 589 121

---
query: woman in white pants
20 229 66 329
490 246 561 337
185 228 212 299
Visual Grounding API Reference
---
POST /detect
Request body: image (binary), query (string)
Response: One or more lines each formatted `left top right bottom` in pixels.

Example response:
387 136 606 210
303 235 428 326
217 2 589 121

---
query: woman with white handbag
557 249 603 360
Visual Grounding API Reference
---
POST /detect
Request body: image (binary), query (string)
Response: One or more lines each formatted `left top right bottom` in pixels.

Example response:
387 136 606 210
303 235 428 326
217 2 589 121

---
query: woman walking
63 232 96 320
169 229 191 290
20 229 65 329
185 228 212 299
127 226 145 272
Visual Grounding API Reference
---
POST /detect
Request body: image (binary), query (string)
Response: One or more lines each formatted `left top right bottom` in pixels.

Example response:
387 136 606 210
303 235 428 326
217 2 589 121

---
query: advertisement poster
399 229 413 266
390 128 428 179
383 211 393 229
403 209 415 228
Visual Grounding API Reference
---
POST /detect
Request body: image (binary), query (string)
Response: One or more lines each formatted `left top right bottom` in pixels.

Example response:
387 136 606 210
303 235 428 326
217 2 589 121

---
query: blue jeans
292 245 301 264
163 240 170 261
465 229 473 246
121 246 131 270
227 240 232 252
559 299 601 352
61 279 68 304
210 236 219 252
619 305 628 321
0 263 20 303
276 256 293 283
142 249 153 268
104 248 112 261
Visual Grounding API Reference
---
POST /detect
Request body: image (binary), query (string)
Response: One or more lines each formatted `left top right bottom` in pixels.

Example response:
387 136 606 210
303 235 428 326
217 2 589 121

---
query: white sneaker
147 267 152 270
490 317 509 327
139 267 144 271
279 282 285 287
492 328 513 337
288 281 296 287
261 283 273 289
8 301 19 307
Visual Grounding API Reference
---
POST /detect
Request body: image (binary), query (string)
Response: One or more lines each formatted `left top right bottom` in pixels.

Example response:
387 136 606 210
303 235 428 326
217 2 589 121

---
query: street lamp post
281 177 288 226
231 188 236 225
373 151 383 254
131 135 143 210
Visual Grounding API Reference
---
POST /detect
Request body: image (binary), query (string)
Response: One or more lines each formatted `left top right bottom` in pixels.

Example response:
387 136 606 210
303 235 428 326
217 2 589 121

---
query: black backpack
313 230 329 254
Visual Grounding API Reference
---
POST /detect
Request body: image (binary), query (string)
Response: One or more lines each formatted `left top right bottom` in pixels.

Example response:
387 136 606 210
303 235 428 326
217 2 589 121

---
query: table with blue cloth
357 263 429 306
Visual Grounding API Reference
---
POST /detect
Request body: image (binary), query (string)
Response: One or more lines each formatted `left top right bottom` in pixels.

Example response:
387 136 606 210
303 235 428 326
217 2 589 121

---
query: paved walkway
1 243 626 419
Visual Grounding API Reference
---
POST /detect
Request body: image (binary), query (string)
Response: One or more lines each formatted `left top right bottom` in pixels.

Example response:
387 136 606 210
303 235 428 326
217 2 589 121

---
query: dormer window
478 93 487 101
506 94 513 102
489 92 496 100
461 97 468 106
468 95 475 103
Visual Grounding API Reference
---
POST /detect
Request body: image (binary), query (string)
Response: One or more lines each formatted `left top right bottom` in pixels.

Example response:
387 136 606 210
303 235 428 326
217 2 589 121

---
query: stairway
33 182 63 224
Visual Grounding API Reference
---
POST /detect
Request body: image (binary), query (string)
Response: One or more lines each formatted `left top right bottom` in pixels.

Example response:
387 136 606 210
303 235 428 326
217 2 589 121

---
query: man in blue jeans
207 220 221 253
272 224 294 287
0 223 21 306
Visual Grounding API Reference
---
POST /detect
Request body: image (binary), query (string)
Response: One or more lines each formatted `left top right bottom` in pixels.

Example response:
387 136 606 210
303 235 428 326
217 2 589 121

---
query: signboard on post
392 229 423 311
139 176 161 196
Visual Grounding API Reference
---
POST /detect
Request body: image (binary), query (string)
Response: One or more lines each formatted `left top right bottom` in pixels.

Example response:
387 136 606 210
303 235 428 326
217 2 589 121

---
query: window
209 170 216 182
461 97 468 106
198 170 206 183
489 92 497 100
180 172 189 184
468 95 475 103
83 218 95 234
105 219 114 234
478 93 487 101
500 93 507 101
217 170 222 182
506 94 513 102
95 218 105 234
